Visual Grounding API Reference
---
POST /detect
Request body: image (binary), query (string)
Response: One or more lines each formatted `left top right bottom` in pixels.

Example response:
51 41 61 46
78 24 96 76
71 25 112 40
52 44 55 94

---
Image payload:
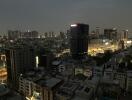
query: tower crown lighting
71 24 77 27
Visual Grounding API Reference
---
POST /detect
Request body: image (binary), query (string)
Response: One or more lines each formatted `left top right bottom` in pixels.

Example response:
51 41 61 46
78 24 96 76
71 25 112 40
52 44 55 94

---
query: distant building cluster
8 30 39 40
0 23 132 100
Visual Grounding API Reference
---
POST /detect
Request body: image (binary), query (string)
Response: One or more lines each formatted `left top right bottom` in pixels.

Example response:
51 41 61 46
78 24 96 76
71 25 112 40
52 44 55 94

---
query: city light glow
35 56 39 68
105 42 109 45
126 40 132 44
71 24 77 27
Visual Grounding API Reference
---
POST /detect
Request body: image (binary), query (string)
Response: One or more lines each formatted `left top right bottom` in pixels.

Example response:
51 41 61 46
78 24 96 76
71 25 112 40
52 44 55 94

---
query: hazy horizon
0 0 132 35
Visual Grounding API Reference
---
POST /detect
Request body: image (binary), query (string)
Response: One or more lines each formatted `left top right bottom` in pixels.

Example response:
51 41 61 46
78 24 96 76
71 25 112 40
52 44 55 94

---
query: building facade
70 23 89 59
8 30 39 40
5 46 36 89
104 28 118 41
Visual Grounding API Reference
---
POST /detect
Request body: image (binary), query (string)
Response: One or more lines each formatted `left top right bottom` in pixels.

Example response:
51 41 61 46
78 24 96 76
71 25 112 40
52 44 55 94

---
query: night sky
0 0 132 34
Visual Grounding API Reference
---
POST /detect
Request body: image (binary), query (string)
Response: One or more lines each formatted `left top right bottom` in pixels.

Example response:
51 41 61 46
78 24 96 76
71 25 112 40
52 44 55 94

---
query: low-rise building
19 70 62 100
56 81 79 100
114 71 126 89
72 85 94 100
126 71 132 93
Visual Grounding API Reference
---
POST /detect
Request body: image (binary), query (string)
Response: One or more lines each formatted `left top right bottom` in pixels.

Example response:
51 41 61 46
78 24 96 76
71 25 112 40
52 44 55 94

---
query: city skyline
1 1 132 99
0 0 132 34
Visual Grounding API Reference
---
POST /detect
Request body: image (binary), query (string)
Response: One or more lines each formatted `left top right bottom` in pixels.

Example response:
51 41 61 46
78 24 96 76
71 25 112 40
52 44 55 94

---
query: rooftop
35 77 62 88
127 71 132 77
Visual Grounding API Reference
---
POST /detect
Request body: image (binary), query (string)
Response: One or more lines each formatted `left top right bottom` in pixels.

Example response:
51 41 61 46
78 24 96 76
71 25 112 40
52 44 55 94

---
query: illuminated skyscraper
70 23 89 59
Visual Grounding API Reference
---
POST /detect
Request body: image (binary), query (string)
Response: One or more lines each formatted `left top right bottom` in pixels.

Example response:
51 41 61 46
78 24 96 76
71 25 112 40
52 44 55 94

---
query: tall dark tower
104 28 118 40
123 30 128 40
70 23 89 59
5 46 36 90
